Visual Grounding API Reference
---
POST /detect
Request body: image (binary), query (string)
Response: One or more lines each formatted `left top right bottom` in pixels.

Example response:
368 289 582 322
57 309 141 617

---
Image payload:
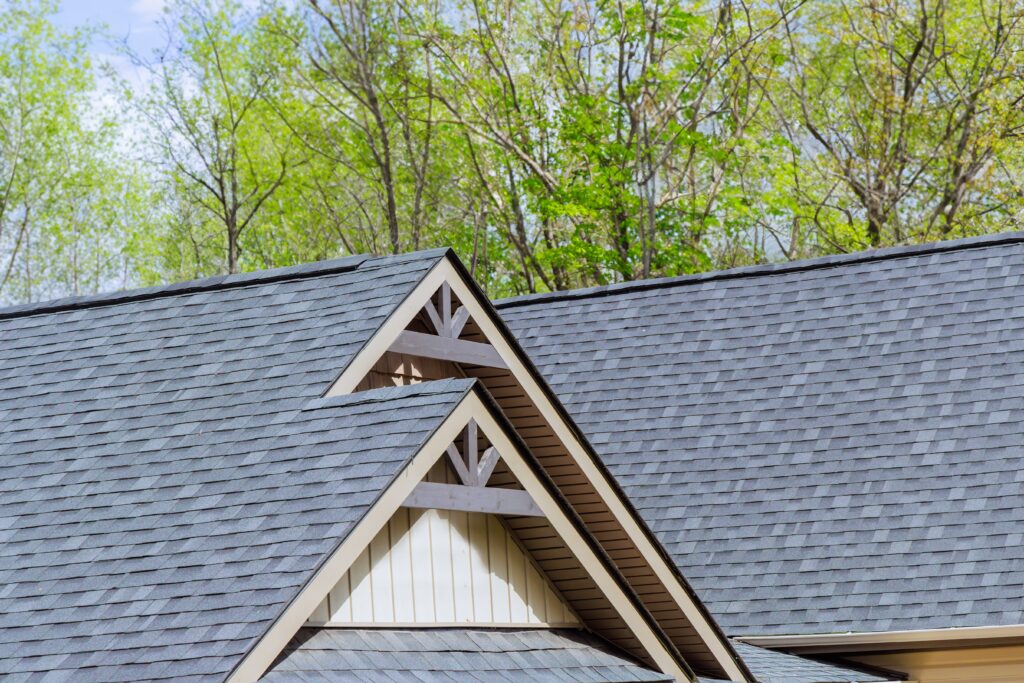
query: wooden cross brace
402 419 542 517
387 281 507 369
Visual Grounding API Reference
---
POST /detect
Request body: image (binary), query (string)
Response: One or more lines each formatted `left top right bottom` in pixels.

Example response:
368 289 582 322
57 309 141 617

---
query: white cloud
129 0 168 21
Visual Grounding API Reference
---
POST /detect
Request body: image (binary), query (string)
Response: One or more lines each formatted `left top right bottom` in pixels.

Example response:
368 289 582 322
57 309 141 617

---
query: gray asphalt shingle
497 232 1024 637
0 251 478 681
731 643 890 683
260 629 888 683
261 628 673 682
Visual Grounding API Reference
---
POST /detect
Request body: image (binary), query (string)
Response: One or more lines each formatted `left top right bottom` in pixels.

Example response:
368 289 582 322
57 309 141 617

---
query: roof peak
495 231 1024 308
0 248 452 321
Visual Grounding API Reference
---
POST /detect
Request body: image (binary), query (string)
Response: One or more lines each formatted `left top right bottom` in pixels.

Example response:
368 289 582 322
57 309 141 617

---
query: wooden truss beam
388 330 507 369
403 481 543 517
402 418 538 516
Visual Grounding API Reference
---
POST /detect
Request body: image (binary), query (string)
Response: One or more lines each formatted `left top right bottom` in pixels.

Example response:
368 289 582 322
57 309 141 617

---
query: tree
769 0 1024 252
133 0 301 275
0 0 146 303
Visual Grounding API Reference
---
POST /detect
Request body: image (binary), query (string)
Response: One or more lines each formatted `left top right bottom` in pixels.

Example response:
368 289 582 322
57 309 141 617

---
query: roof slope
731 644 890 683
262 628 673 682
259 628 893 683
0 251 476 681
497 233 1024 636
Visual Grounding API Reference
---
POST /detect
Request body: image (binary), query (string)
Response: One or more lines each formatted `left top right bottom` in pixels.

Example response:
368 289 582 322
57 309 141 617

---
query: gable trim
740 624 1024 654
226 387 691 683
325 255 751 682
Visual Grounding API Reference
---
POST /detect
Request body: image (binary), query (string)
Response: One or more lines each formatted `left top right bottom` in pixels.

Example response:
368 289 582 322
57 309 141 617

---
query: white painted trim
325 257 748 682
326 260 455 396
227 390 690 683
738 623 1024 650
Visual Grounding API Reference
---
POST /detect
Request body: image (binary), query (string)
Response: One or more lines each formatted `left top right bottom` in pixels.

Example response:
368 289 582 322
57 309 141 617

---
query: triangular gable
228 386 692 683
306 453 580 628
322 251 752 683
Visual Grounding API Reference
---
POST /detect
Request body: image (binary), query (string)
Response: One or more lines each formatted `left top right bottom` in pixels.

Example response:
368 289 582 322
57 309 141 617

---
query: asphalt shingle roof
731 644 890 683
497 232 1024 637
260 628 890 683
0 251 482 681
262 627 674 682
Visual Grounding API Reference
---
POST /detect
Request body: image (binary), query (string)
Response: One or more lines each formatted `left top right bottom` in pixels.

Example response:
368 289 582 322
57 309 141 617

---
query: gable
309 508 580 627
231 385 693 683
323 254 751 682
495 233 1024 638
307 459 579 627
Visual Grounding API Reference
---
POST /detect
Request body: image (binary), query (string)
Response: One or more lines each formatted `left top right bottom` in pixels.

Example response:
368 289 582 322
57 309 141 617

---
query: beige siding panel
469 510 492 622
348 547 373 622
431 509 456 622
309 596 329 623
388 509 416 623
327 571 351 622
450 509 474 622
856 643 1024 683
369 526 394 622
315 506 578 627
409 508 435 621
507 533 528 623
487 514 511 623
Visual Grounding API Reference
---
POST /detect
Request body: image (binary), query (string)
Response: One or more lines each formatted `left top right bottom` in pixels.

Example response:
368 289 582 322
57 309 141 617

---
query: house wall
853 644 1024 682
306 461 577 627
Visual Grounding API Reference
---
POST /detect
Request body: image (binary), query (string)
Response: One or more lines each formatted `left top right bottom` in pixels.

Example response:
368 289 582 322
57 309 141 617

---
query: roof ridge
0 248 452 321
494 231 1024 308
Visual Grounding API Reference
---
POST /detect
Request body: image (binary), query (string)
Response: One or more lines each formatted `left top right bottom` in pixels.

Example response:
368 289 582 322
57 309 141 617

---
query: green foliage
0 0 148 303
2 0 1024 303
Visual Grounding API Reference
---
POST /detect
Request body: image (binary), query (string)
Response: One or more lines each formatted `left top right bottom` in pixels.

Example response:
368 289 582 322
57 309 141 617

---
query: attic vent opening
354 281 506 392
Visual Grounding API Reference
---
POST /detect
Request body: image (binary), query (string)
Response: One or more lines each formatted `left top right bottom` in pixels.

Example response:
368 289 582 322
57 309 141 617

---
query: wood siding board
389 509 415 623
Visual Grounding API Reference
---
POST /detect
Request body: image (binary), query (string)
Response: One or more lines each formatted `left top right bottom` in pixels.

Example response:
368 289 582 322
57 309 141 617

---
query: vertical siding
308 475 578 627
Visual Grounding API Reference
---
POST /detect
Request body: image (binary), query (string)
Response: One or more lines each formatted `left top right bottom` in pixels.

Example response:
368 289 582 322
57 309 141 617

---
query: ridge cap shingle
495 230 1024 309
0 248 452 321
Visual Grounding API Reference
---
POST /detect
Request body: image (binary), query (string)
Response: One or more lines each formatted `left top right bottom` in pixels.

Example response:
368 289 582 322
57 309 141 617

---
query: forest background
1 0 1022 302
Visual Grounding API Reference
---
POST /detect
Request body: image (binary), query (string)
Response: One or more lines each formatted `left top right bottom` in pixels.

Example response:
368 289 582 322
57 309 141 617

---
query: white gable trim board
226 389 691 683
325 255 751 683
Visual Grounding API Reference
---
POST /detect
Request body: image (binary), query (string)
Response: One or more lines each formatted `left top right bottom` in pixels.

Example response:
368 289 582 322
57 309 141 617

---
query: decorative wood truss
388 282 507 369
402 418 542 517
324 257 753 682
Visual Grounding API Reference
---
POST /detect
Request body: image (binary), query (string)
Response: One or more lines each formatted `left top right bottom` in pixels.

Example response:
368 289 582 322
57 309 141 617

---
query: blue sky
54 0 167 58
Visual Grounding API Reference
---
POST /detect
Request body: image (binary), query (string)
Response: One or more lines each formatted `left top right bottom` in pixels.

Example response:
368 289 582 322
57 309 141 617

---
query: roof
731 644 891 683
260 628 892 683
0 249 479 681
262 628 673 682
497 232 1024 636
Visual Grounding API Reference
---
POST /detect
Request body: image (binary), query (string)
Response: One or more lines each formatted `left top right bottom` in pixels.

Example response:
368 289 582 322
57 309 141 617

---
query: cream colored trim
227 390 690 683
325 257 748 682
326 260 454 396
738 624 1024 650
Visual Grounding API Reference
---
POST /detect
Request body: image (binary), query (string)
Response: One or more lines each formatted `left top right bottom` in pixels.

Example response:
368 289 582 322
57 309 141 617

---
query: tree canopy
1 0 1022 303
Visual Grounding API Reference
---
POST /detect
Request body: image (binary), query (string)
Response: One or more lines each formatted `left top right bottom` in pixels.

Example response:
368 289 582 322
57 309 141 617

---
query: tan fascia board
737 624 1024 654
325 254 752 683
225 388 691 683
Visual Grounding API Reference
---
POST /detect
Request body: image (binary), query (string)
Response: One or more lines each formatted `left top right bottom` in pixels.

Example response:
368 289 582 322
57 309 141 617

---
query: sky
54 0 168 58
